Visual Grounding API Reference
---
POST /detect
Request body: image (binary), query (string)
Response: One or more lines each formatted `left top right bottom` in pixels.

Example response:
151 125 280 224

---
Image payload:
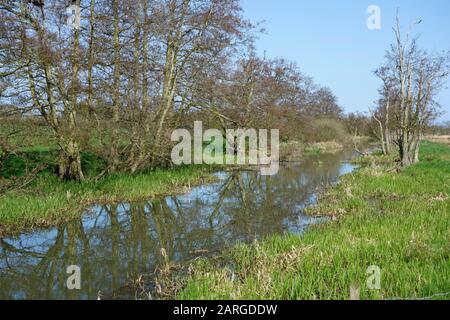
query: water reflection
0 151 357 300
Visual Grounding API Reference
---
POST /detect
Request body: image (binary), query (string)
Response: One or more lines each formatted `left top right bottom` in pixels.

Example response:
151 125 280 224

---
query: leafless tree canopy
0 0 344 181
372 14 450 166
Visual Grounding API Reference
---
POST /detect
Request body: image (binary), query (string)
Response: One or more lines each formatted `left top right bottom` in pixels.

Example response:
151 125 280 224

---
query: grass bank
0 165 215 236
176 141 450 300
280 137 372 162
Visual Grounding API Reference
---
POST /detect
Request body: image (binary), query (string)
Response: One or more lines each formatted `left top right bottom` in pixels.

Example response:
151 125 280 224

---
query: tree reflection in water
0 151 357 299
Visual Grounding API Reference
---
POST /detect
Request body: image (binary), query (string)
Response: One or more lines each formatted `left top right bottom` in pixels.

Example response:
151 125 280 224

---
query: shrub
310 118 349 143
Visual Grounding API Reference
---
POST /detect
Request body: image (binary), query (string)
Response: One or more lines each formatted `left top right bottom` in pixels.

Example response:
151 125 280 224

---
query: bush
0 155 26 179
310 118 349 143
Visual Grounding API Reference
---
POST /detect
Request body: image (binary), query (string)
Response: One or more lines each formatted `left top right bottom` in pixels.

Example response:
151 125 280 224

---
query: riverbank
280 137 371 162
0 165 215 237
175 141 450 300
0 138 362 236
280 141 343 162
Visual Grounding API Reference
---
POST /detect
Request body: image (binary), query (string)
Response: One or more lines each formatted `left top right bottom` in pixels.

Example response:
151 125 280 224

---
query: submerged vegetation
174 141 450 300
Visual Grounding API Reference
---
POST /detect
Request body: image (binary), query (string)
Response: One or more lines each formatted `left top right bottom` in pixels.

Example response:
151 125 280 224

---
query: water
0 150 359 300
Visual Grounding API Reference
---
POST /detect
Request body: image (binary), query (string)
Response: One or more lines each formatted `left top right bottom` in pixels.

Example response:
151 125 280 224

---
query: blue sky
241 0 450 122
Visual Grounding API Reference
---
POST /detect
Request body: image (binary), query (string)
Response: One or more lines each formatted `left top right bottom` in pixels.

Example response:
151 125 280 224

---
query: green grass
176 141 450 300
0 165 215 236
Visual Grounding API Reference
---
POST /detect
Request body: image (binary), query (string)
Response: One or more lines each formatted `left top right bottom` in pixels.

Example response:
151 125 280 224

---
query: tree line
3 2 447 183
1 0 346 182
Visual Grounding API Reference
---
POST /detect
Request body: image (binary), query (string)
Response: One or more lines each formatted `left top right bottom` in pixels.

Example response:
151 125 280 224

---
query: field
425 135 450 146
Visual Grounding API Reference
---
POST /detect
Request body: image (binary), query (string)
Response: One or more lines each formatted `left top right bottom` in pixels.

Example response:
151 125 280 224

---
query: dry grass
425 135 450 146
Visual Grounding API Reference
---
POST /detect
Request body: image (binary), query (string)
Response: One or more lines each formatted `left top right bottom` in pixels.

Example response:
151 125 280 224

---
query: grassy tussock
177 141 450 300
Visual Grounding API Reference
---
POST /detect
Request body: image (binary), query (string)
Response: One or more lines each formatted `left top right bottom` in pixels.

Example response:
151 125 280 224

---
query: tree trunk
413 137 421 164
378 118 386 155
151 0 190 166
129 22 141 171
65 0 84 182
130 0 151 173
87 0 96 112
372 111 386 155
110 0 121 171
394 16 414 168
384 97 392 154
58 140 84 181
151 36 178 166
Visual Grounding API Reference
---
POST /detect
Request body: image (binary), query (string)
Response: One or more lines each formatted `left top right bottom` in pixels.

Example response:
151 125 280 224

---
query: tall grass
177 141 450 300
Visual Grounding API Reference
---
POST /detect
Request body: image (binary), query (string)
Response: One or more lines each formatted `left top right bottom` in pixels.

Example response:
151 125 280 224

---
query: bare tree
374 65 395 154
0 1 87 180
375 13 450 166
